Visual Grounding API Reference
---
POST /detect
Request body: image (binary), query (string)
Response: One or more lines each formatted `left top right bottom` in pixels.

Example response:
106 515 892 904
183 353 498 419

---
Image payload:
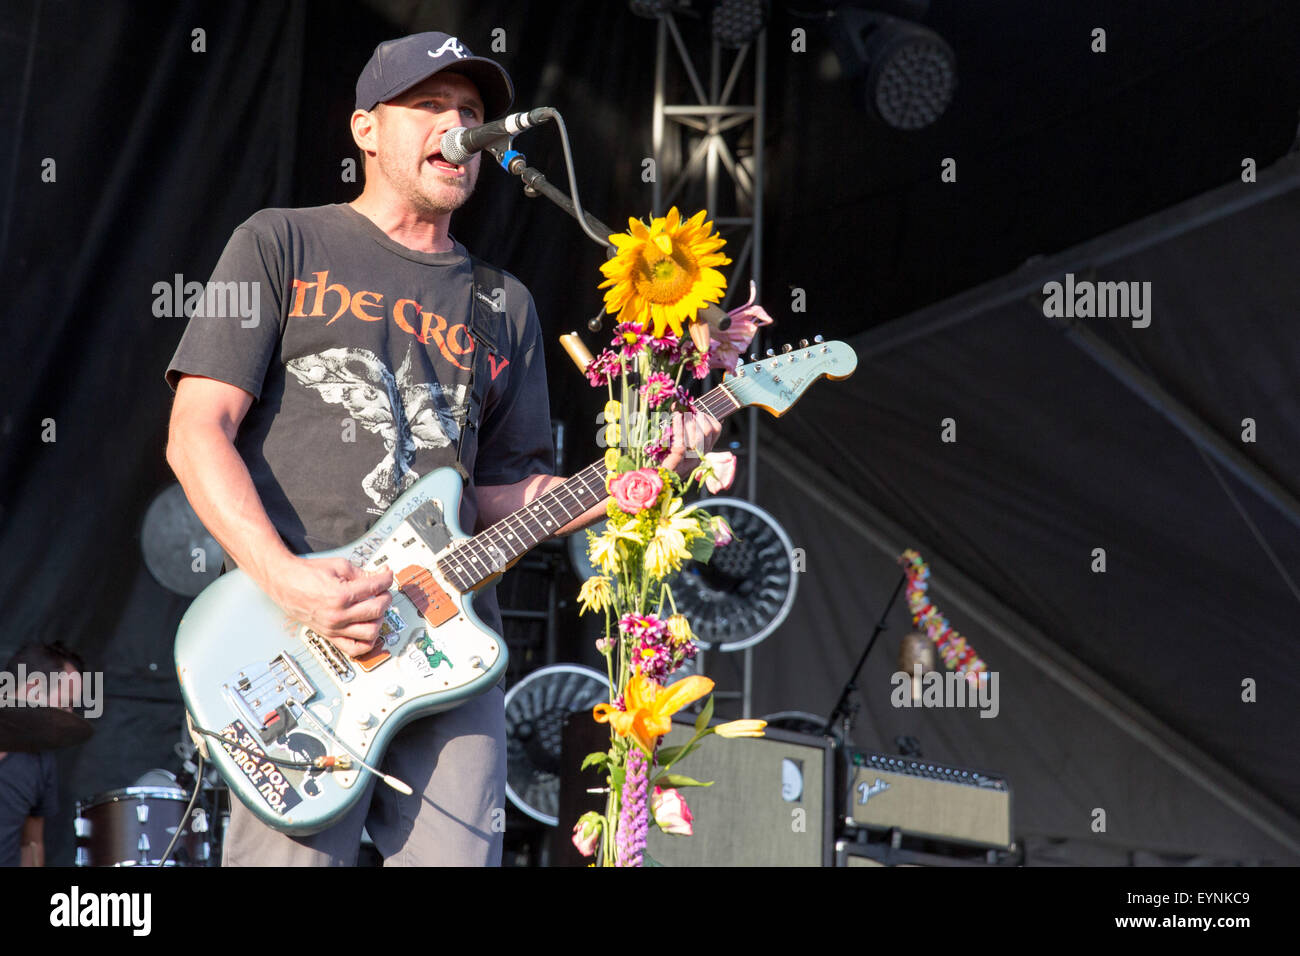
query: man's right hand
263 555 395 659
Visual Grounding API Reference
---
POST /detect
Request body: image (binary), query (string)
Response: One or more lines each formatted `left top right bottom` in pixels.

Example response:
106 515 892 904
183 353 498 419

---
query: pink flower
608 468 663 513
571 813 601 857
703 452 736 494
640 372 676 409
711 514 734 547
650 786 694 836
585 349 621 387
709 282 774 374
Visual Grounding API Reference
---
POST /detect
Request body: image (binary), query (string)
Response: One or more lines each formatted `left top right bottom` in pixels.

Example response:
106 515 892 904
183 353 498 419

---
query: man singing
165 31 717 866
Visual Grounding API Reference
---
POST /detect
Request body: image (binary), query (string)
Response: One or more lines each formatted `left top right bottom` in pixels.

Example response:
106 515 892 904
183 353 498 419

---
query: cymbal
0 707 94 752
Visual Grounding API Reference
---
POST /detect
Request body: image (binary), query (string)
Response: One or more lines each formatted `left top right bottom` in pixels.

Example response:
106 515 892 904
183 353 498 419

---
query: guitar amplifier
844 750 1012 849
556 715 835 866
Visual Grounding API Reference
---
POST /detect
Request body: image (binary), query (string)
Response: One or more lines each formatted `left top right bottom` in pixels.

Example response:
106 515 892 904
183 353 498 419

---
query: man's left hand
662 409 723 479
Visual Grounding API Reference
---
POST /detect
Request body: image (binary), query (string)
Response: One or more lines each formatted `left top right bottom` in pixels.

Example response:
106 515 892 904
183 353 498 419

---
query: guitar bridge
224 653 316 744
304 629 355 684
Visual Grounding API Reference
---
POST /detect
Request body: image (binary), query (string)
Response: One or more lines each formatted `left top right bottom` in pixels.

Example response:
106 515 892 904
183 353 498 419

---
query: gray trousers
222 686 506 866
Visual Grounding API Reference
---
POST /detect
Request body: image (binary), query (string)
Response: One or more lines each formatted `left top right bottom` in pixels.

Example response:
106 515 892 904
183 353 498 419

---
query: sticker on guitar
398 631 453 680
218 720 306 816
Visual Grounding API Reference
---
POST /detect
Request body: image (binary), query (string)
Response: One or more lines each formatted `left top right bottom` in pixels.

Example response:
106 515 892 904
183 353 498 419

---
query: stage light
830 8 957 130
710 0 770 48
628 0 674 18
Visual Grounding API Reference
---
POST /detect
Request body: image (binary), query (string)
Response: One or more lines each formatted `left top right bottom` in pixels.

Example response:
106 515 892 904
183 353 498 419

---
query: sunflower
598 207 730 339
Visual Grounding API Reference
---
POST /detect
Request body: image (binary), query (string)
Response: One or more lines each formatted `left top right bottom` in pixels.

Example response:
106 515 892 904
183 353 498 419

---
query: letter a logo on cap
430 37 467 59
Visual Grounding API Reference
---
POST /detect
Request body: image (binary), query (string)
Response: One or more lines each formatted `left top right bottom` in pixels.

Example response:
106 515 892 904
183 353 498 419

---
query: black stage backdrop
2 0 1299 865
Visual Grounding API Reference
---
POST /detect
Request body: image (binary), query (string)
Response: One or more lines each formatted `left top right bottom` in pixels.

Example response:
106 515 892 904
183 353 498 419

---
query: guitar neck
435 384 743 592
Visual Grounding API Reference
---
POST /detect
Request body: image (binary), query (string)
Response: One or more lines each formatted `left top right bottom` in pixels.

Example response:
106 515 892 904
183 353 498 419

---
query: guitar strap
456 255 506 481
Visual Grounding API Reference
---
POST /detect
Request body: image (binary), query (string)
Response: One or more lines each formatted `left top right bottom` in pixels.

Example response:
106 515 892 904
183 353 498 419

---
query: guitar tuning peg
799 339 809 348
814 334 824 343
749 352 758 362
736 357 744 367
765 348 775 357
781 343 792 353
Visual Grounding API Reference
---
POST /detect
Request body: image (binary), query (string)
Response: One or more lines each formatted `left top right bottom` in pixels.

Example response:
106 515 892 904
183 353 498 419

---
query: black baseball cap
355 31 514 119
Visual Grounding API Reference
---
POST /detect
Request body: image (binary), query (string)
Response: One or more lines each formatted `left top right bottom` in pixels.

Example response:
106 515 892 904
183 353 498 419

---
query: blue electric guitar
174 339 857 833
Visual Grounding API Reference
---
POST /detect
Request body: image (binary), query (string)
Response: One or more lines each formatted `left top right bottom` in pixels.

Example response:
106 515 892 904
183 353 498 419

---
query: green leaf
642 851 664 867
687 534 714 564
694 695 714 734
580 751 610 772
617 455 636 474
652 774 713 789
611 766 626 793
655 745 686 765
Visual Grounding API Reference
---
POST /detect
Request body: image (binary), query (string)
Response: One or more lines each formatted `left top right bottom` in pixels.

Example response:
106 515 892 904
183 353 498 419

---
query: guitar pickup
352 647 391 672
396 565 458 628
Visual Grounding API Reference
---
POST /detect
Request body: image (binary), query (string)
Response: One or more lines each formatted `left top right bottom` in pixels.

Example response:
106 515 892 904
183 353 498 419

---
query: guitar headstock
723 337 857 417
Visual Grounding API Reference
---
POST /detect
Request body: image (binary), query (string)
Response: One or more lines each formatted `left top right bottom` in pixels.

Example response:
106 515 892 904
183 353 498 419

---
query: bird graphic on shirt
286 345 469 512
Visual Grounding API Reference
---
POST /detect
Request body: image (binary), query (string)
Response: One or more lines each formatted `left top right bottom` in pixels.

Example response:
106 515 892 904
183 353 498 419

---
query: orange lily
593 673 715 754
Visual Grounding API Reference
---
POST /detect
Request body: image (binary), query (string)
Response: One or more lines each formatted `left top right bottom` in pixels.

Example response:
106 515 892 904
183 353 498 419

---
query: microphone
440 108 553 165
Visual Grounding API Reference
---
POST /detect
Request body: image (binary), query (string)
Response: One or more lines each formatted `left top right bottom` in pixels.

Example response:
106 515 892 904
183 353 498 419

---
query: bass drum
74 787 209 866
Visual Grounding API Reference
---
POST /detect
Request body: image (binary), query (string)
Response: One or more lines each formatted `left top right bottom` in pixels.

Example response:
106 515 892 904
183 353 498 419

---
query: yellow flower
604 448 620 470
577 576 613 616
604 422 621 448
593 672 715 754
589 532 621 576
713 719 767 738
659 497 699 536
589 523 644 576
604 399 622 423
598 207 730 339
666 614 695 645
645 526 690 578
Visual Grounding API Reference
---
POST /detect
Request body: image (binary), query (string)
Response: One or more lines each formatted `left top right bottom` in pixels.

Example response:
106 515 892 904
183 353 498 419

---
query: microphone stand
485 142 614 251
821 570 907 744
821 570 907 850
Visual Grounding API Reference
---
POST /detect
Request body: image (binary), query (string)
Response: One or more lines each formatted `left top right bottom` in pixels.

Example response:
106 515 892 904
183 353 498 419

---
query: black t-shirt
0 752 57 867
166 204 554 633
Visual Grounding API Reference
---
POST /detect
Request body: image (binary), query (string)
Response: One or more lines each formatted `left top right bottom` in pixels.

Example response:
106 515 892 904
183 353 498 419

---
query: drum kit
0 705 230 866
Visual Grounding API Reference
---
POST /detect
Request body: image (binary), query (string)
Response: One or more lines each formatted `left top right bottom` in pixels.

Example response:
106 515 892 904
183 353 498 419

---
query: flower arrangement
572 207 767 866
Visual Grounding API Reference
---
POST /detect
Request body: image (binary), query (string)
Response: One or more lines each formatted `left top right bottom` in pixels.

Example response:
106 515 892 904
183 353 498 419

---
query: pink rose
650 786 694 836
703 452 736 494
711 514 734 547
571 814 601 857
609 467 664 513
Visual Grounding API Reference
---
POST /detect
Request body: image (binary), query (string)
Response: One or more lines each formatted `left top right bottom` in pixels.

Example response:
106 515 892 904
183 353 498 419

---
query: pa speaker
556 715 833 866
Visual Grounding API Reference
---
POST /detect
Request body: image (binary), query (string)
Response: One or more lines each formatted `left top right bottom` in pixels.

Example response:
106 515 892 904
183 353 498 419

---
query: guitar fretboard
436 385 742 592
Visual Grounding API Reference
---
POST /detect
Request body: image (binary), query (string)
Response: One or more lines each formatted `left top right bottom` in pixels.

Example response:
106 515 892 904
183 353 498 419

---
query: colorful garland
899 549 987 677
